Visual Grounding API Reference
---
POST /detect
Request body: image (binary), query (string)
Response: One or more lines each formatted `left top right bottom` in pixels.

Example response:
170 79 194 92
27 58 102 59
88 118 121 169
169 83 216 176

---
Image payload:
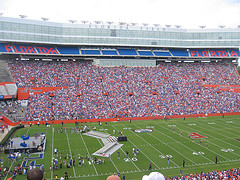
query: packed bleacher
166 168 240 179
8 61 92 88
7 60 240 121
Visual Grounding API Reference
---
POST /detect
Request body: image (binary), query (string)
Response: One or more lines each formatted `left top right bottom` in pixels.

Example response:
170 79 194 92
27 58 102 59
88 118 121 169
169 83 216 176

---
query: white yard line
133 124 195 166
128 131 168 169
175 122 231 160
211 116 240 125
47 157 240 179
4 161 14 180
179 122 240 158
116 145 141 172
185 118 240 131
66 133 76 177
196 121 240 149
79 133 98 175
186 118 240 135
111 126 141 171
115 125 168 169
26 128 30 135
96 138 120 173
155 124 214 163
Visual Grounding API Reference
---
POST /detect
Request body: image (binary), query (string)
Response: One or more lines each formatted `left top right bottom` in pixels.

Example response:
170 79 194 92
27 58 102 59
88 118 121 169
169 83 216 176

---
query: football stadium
0 15 240 180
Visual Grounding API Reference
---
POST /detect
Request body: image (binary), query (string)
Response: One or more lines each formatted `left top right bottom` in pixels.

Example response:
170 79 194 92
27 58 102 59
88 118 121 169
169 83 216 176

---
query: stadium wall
7 112 240 126
17 84 240 100
0 43 239 58
201 85 240 93
0 116 16 126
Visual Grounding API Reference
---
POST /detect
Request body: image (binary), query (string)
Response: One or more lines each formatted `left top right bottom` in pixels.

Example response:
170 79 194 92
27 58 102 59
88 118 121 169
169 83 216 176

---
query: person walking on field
82 158 84 167
149 162 152 170
64 171 68 179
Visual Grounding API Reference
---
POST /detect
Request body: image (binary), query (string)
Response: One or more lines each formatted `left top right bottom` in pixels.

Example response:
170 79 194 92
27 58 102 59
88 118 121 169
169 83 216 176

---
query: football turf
2 115 240 180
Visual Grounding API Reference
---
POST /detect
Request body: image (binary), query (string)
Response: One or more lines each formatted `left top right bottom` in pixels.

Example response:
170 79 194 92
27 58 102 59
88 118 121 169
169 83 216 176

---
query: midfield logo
190 132 207 139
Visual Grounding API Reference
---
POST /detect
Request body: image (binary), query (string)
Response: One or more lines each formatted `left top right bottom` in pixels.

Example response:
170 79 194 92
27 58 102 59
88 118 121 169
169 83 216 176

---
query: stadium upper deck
0 16 239 65
0 16 240 48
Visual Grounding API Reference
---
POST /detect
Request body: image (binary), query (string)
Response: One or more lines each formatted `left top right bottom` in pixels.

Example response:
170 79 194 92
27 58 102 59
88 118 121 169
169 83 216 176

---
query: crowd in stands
7 60 240 121
8 60 240 88
8 60 92 88
166 168 240 179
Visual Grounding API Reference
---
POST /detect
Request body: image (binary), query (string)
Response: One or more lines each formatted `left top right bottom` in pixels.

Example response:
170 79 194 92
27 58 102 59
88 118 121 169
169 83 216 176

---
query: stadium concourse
6 59 240 122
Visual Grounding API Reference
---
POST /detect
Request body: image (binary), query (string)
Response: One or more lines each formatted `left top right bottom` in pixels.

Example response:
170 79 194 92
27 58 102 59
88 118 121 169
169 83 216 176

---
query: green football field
1 115 240 180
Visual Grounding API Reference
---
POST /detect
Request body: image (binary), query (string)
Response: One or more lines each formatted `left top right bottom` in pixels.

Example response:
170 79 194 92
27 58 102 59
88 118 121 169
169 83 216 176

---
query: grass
1 115 240 180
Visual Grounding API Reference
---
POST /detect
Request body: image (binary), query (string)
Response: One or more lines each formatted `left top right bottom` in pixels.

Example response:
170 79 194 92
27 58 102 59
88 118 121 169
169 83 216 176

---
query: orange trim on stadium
0 82 15 85
202 84 240 93
17 86 69 100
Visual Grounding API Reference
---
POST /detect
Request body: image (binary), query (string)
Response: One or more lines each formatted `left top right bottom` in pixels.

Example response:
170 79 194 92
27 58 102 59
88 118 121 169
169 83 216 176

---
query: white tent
142 172 165 180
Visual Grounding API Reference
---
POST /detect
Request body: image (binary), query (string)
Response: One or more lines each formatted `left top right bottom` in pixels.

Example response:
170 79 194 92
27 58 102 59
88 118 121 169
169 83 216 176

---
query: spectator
106 175 121 180
7 60 240 121
27 168 43 180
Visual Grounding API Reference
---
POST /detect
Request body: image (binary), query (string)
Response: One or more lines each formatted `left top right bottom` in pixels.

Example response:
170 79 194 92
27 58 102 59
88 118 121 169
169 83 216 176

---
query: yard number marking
221 149 234 152
193 152 205 155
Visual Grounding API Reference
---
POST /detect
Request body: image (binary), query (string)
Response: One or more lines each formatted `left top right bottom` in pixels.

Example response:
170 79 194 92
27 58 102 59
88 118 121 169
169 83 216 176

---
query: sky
0 0 240 29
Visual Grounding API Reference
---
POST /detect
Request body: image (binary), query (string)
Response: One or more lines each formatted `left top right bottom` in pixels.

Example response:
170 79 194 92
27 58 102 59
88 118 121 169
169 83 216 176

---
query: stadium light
142 23 149 27
131 23 138 26
175 25 181 29
119 22 126 25
0 13 3 16
199 26 206 29
165 25 171 28
94 21 102 24
107 21 114 25
69 20 77 24
81 21 88 24
153 24 160 27
219 25 225 29
19 15 27 19
41 17 49 22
